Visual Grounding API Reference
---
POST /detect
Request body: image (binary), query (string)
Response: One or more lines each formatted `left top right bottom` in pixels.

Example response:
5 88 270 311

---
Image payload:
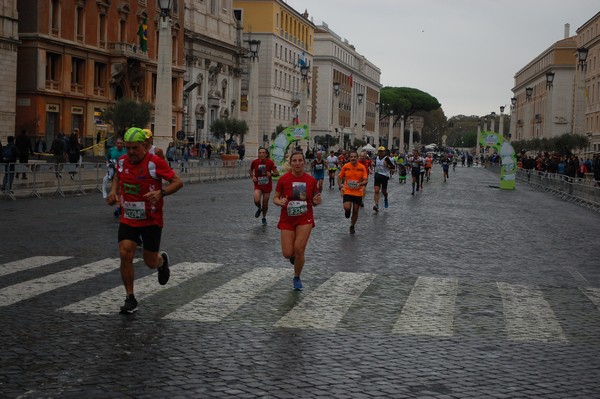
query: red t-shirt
116 152 175 228
358 159 372 175
275 172 318 228
250 158 278 192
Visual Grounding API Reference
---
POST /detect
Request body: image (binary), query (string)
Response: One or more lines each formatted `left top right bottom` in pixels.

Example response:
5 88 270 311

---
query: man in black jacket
15 129 34 179
2 136 19 191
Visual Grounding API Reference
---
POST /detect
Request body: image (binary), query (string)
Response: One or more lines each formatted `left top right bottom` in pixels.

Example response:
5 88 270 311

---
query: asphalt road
1 164 599 398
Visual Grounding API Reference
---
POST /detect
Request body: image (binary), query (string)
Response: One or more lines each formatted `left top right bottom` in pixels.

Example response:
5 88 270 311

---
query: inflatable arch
479 131 516 190
268 124 310 177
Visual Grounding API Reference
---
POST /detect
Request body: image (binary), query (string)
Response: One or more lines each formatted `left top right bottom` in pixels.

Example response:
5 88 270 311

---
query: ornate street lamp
525 87 533 101
158 0 172 18
357 92 364 104
500 105 505 114
300 63 309 81
248 39 261 59
546 71 555 89
577 47 589 70
375 102 380 111
333 82 340 96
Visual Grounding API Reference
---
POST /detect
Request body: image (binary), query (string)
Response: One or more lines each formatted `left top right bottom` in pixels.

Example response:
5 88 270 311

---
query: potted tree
210 118 249 166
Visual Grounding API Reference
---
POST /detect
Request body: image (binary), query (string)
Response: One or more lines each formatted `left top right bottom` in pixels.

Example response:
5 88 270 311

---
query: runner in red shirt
358 150 373 207
273 151 321 291
249 148 279 225
107 127 183 314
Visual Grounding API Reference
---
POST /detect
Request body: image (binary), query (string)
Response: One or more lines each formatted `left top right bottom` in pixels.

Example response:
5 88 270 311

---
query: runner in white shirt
372 146 395 212
326 151 339 189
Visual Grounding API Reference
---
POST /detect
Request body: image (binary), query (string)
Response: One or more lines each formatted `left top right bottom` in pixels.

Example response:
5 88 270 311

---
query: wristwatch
160 189 167 197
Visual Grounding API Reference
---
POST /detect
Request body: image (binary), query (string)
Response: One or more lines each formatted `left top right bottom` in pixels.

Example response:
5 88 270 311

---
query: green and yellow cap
124 127 146 143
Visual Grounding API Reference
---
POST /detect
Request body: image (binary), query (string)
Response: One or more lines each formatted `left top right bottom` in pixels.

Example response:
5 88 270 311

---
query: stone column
154 16 173 152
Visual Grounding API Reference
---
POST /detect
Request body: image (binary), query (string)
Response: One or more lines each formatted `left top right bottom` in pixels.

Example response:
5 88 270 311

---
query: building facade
15 0 185 150
233 0 315 156
312 22 381 149
576 12 600 154
183 0 244 147
0 0 19 142
511 27 577 142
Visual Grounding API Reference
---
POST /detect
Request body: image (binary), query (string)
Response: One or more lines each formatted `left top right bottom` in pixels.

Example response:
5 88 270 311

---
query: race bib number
123 201 146 220
375 165 386 174
315 164 323 171
287 200 308 216
257 176 269 185
347 180 359 189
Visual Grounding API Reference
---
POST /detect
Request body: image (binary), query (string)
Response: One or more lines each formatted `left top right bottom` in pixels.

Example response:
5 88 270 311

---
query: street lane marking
392 276 458 337
164 267 289 322
497 282 567 343
0 256 72 277
0 258 118 307
60 262 222 315
274 272 376 330
580 287 600 309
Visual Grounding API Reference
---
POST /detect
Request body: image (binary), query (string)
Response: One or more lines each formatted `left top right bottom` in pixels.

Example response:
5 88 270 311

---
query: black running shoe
255 207 262 218
350 225 355 234
158 252 170 285
120 294 138 314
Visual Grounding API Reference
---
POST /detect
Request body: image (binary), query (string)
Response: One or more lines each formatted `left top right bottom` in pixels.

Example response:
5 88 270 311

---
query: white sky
284 0 599 118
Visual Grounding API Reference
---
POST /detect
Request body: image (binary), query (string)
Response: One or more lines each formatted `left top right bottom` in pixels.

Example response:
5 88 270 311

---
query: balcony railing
45 80 60 91
108 42 148 59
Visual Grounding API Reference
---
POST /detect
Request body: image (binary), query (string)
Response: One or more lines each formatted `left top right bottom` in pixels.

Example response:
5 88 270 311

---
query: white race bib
347 180 359 189
257 176 269 185
123 201 146 220
287 200 308 216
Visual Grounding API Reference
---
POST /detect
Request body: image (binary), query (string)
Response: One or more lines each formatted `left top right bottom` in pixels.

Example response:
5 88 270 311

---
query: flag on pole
348 73 353 87
137 19 148 52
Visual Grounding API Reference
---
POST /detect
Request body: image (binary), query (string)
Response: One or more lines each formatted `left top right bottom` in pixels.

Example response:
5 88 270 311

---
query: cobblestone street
1 165 600 398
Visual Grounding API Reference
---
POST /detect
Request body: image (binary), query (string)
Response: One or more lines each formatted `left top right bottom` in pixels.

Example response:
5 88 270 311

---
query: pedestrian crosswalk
1 255 598 344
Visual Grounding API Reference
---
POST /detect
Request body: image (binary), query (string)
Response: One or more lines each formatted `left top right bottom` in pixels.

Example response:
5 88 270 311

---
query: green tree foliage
103 99 152 136
379 87 441 125
511 133 590 156
314 134 339 150
209 118 249 153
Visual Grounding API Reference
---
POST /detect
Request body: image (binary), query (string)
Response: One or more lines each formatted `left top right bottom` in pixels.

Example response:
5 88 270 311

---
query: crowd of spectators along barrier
1 158 252 200
486 163 600 213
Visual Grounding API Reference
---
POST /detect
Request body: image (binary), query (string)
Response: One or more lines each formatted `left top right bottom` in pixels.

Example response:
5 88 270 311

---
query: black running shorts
118 223 162 252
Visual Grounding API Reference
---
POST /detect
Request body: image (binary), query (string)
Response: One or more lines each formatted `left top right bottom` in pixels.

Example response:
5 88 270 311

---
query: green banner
479 131 516 190
269 124 310 177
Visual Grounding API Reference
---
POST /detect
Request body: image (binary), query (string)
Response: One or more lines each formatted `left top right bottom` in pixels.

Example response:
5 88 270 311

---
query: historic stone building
183 0 244 146
0 0 19 142
577 12 600 154
15 0 185 150
233 0 315 155
312 22 381 149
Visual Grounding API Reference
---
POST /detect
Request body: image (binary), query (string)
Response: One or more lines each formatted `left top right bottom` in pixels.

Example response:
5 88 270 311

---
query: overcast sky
284 0 599 118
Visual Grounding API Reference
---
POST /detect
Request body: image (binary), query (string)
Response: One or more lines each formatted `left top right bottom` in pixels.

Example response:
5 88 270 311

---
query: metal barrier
514 167 600 213
1 159 252 200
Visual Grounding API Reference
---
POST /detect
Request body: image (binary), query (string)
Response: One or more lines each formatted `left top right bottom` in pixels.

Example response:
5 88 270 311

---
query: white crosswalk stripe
3 255 600 344
164 267 289 322
60 262 222 315
393 276 458 337
0 256 72 277
497 282 567 343
274 272 376 330
0 258 118 307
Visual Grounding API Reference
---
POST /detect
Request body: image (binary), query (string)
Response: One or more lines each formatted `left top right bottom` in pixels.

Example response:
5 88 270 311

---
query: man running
106 127 183 314
326 150 339 188
409 151 424 195
424 153 433 182
338 150 368 234
103 137 127 217
373 146 395 212
310 150 327 193
250 147 279 225
358 150 373 207
441 154 450 182
142 129 166 160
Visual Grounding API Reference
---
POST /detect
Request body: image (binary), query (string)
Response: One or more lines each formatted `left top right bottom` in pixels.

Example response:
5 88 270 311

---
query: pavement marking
566 266 589 287
0 256 73 277
497 282 568 343
0 258 118 307
580 287 600 309
164 267 289 322
392 276 458 337
60 262 222 315
274 272 376 330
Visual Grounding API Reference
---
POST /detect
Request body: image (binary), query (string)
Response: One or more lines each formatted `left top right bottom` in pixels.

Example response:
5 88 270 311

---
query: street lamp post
387 109 394 150
490 112 496 133
332 82 340 150
476 120 481 155
154 0 173 151
575 47 588 135
399 115 405 153
545 71 554 139
510 97 517 141
374 101 380 145
499 106 505 138
299 63 309 127
246 39 261 156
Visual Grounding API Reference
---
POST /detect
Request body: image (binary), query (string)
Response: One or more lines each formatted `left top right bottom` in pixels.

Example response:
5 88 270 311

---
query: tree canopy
209 118 249 153
379 87 441 125
103 98 152 136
